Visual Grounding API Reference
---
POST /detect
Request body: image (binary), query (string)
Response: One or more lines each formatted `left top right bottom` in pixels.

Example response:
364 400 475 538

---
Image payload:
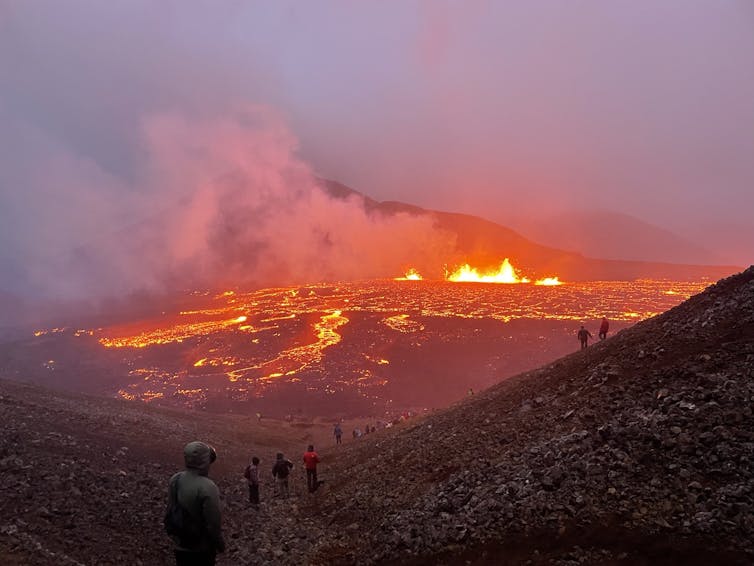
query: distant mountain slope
313 266 754 564
507 209 725 265
318 179 742 281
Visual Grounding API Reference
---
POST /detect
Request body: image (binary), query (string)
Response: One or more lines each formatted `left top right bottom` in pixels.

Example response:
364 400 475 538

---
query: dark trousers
175 549 216 566
306 468 318 492
248 483 259 504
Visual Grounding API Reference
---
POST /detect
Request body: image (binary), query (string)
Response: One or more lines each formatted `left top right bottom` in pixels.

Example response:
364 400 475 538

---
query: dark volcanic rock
309 266 754 565
1 266 753 565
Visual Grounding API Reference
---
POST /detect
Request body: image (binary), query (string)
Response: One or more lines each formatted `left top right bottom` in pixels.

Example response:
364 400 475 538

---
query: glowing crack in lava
99 315 248 348
43 277 711 410
228 310 349 382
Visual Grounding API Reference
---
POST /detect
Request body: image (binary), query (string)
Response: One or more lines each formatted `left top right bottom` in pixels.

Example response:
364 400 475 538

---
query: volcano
318 179 742 282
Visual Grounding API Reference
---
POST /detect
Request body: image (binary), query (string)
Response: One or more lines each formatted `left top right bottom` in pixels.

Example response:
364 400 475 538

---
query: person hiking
333 423 342 445
272 452 294 498
599 317 610 340
244 456 260 505
303 444 321 493
577 325 592 350
165 441 225 566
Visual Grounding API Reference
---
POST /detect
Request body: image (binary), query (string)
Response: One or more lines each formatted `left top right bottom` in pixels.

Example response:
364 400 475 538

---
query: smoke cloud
0 102 456 306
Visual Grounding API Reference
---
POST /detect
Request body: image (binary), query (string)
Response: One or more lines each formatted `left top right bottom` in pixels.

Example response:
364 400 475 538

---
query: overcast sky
1 1 752 299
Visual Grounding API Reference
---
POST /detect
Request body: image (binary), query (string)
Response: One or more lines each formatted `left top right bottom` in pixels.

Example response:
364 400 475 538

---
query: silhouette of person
272 452 294 498
334 423 342 445
303 445 321 493
577 325 592 350
166 441 225 566
245 456 260 505
599 317 609 340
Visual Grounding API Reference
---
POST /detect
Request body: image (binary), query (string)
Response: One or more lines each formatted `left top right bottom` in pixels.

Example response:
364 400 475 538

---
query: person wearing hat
165 441 226 565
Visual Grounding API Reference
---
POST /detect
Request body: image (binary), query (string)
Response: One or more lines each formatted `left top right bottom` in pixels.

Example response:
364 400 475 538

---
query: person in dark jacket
577 325 592 350
272 452 294 498
599 317 610 340
303 445 321 493
166 441 225 566
246 456 260 505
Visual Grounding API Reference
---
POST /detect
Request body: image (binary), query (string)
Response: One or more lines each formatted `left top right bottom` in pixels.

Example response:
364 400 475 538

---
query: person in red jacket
599 317 610 340
303 445 321 493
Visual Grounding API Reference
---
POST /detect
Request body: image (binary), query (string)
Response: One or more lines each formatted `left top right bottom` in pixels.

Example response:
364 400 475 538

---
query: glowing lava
447 259 530 284
395 268 423 280
535 277 562 286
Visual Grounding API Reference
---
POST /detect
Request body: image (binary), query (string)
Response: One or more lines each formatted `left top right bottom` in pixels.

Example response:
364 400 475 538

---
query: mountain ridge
318 178 742 282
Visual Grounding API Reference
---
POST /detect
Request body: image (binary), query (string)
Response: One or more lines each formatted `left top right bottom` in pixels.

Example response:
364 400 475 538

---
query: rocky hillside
0 266 752 565
309 265 754 564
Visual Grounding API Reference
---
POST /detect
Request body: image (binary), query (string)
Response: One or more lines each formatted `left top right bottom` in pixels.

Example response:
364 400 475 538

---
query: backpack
243 465 251 480
273 459 292 479
164 473 201 543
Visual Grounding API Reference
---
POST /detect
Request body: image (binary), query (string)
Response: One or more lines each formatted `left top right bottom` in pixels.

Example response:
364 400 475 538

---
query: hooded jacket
168 441 225 553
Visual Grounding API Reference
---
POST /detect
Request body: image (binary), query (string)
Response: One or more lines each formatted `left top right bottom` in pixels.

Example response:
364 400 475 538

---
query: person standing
165 441 225 566
333 423 343 445
244 456 260 505
272 452 294 498
303 444 321 493
577 325 592 350
599 317 610 341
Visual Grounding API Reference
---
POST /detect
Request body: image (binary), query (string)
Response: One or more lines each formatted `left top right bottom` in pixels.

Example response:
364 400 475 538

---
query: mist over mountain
319 179 741 282
506 209 726 265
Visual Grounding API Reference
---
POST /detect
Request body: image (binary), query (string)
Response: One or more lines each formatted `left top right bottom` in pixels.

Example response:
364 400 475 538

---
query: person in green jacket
166 441 226 565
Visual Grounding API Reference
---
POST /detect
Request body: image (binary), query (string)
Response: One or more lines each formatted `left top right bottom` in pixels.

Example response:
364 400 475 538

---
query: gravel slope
1 266 752 565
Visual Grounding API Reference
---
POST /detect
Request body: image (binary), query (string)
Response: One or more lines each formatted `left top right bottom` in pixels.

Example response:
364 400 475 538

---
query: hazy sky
1 1 752 299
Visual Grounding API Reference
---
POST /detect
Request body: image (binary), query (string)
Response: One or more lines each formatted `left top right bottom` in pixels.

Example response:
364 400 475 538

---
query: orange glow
63 277 708 408
446 259 530 284
99 313 249 348
535 277 562 286
395 268 423 280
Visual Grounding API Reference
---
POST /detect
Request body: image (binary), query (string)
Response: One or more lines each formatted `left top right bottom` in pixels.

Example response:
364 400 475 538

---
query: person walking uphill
272 452 294 498
303 445 321 493
577 325 592 350
164 441 225 566
599 317 610 340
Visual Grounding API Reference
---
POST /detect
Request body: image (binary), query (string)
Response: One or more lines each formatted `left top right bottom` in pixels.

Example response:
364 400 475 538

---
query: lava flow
398 258 562 285
24 277 710 416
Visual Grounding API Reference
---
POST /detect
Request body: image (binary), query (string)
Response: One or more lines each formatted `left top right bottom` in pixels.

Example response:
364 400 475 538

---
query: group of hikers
165 441 324 565
165 320 614 564
577 316 610 350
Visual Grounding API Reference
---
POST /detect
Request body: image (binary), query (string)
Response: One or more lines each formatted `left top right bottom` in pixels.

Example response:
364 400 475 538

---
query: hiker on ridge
272 452 294 498
303 444 321 493
599 317 610 341
165 441 225 566
244 455 260 505
577 325 592 350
